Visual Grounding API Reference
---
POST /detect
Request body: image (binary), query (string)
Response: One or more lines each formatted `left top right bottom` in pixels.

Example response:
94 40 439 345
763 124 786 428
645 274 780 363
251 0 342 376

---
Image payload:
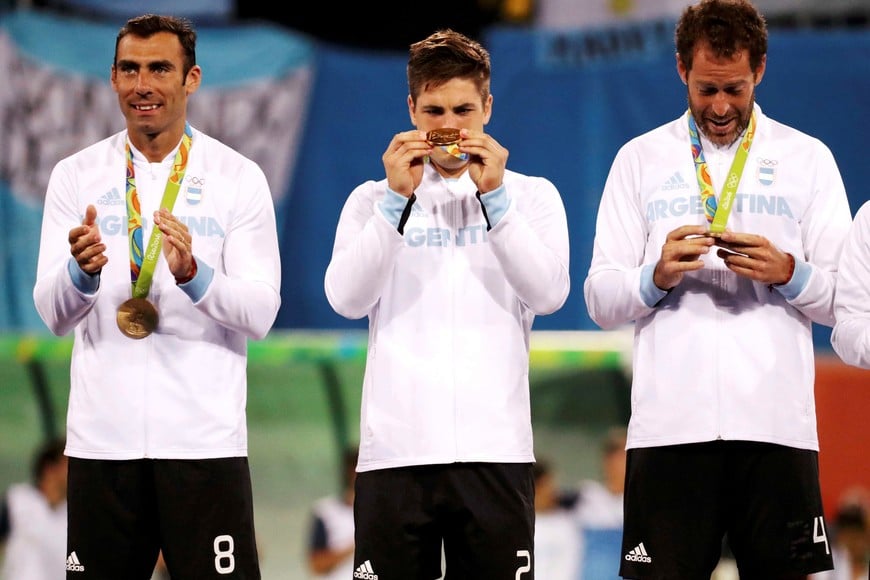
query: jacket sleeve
190 162 281 340
783 140 852 327
584 143 659 330
324 181 405 320
33 160 99 337
831 200 870 368
487 176 570 315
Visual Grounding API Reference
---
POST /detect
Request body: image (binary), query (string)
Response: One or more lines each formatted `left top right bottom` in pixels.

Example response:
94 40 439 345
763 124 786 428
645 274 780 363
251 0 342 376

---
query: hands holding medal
710 229 795 288
654 225 794 292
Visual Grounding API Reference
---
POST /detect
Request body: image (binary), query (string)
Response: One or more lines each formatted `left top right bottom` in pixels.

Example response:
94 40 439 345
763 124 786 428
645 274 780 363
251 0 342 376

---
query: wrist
777 253 795 286
175 257 197 285
769 253 795 291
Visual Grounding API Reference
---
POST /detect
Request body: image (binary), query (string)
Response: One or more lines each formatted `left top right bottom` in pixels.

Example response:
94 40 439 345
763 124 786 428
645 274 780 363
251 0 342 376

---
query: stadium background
1 1 869 577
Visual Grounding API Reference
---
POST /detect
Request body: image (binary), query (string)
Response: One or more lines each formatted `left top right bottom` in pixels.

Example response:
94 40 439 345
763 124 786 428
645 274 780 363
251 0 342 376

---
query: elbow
583 289 619 331
324 280 370 320
326 296 369 321
34 305 70 337
247 292 281 340
535 282 571 315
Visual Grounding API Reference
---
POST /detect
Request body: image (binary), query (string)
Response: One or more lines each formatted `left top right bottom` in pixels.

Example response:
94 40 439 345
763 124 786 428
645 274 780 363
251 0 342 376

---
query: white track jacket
33 127 281 460
584 104 852 451
325 163 570 472
832 200 870 368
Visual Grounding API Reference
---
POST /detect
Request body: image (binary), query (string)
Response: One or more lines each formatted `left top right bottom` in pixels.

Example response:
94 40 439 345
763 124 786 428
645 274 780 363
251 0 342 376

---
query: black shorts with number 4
620 440 834 579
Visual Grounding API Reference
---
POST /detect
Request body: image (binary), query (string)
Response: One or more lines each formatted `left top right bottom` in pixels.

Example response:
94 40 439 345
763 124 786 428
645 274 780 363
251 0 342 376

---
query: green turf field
0 330 631 578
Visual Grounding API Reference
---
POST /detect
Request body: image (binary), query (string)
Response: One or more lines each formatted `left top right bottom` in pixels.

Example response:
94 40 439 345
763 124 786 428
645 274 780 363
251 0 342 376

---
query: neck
128 125 186 163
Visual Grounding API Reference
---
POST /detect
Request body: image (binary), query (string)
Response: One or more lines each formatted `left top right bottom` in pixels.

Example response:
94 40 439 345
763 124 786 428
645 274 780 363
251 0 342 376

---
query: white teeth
135 104 158 111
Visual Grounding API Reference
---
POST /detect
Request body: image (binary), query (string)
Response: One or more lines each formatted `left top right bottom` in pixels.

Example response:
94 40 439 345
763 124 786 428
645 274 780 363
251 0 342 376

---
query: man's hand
68 204 107 275
653 225 715 291
154 208 194 280
460 128 508 194
382 130 431 198
714 230 794 286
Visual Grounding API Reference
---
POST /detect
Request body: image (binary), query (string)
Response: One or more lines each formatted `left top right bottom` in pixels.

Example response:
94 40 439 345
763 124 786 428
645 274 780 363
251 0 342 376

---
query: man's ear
407 94 416 126
676 52 689 85
185 65 202 95
753 54 767 86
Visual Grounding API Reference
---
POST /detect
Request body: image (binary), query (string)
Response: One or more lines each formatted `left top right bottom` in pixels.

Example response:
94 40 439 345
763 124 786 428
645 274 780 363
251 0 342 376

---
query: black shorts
619 441 834 579
66 457 260 579
353 462 535 579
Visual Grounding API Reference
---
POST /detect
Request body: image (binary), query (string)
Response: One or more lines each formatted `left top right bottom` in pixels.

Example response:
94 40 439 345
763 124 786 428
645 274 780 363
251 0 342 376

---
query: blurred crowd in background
4 0 870 51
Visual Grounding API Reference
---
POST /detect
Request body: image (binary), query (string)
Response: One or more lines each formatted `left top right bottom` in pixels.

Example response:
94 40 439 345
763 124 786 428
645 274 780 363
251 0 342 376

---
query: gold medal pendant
116 297 159 339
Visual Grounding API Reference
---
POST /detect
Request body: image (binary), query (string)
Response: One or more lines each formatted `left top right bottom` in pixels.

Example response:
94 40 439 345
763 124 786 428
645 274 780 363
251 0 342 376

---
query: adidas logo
66 551 85 572
662 172 690 191
353 559 379 579
624 542 652 563
97 187 124 206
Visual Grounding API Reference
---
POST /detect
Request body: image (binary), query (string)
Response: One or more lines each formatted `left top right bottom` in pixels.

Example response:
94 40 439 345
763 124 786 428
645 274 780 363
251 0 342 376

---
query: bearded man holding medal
584 1 852 578
33 14 280 579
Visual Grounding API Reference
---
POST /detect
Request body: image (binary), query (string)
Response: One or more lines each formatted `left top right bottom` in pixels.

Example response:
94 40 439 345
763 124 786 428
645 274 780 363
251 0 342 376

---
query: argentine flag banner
0 9 314 329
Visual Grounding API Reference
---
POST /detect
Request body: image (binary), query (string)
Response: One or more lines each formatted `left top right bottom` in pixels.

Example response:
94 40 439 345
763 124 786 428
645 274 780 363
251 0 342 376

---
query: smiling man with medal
33 14 280 579
584 1 853 578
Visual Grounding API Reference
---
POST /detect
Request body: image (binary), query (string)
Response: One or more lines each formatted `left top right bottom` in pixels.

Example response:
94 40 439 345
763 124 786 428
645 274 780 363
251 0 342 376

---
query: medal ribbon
688 110 756 233
125 123 193 299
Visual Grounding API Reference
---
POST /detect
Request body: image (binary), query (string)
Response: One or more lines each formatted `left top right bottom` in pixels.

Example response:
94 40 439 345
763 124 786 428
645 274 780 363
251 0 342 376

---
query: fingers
154 208 192 247
383 130 430 197
154 209 195 279
654 226 716 290
459 129 508 192
69 206 107 273
82 204 98 226
383 130 430 164
715 233 790 284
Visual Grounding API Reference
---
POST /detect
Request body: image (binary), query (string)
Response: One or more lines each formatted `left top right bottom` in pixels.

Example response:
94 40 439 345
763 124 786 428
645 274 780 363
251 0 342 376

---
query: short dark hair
115 14 197 77
31 437 66 485
407 29 491 105
676 0 768 73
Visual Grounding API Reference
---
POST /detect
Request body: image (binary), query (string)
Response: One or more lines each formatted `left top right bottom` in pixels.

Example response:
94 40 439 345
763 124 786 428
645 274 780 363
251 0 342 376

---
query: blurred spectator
0 437 67 580
533 457 580 580
534 0 689 29
569 426 627 579
306 446 358 579
809 488 870 580
31 0 234 22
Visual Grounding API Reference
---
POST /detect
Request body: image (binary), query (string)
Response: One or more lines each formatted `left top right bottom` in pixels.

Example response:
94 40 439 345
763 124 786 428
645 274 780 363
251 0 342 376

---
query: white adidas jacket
584 104 852 451
325 163 570 472
33 127 281 460
832 200 870 369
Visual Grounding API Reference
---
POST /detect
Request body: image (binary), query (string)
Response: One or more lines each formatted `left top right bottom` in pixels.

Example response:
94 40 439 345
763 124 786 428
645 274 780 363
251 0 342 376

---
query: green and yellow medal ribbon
688 110 756 234
125 123 193 299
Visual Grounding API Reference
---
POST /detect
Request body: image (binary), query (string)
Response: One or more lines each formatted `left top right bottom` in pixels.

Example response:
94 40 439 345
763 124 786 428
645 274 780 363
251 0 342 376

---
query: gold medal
116 297 159 339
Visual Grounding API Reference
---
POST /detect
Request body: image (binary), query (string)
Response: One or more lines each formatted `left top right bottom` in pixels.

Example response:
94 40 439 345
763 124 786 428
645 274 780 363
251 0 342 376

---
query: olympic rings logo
726 173 740 189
